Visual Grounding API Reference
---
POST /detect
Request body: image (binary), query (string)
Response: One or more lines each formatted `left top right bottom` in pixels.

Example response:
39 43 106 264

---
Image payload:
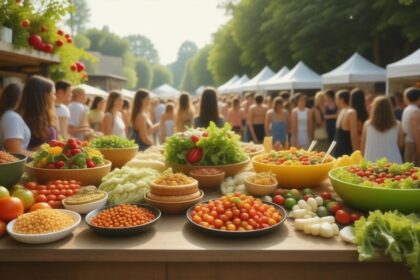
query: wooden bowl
169 157 250 177
144 190 204 214
97 146 138 168
189 169 225 191
150 179 199 196
25 160 112 186
244 176 278 197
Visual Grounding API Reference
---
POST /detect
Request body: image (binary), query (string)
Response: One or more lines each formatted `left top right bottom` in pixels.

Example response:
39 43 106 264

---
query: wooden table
0 188 412 280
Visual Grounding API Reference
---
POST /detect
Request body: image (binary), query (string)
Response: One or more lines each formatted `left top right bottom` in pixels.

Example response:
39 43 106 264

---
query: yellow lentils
13 209 74 234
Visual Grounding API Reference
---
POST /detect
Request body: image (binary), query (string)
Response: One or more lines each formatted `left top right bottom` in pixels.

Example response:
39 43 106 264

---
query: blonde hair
314 91 325 107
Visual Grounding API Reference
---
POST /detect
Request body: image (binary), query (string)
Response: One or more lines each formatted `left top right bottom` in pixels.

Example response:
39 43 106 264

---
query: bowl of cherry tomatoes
252 148 335 189
186 193 287 237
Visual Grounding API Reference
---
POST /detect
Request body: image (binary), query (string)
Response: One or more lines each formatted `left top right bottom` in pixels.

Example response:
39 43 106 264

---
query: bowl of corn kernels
244 172 278 197
7 209 81 244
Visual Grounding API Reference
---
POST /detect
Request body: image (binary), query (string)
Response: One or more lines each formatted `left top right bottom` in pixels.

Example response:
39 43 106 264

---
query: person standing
175 93 195 132
361 97 403 163
350 88 369 139
265 97 289 149
54 80 72 139
131 89 160 151
241 93 254 141
193 88 225 128
247 94 268 144
324 90 337 144
291 94 313 149
102 91 126 138
334 90 359 157
227 98 244 136
159 103 175 143
88 96 106 132
68 87 92 140
0 83 31 154
18 75 57 150
312 91 329 151
402 87 420 166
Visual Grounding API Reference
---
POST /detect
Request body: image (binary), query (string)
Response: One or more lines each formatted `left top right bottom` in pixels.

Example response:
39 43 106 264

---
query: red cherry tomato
35 194 48 203
350 213 361 223
273 195 285 205
320 192 332 200
335 210 351 225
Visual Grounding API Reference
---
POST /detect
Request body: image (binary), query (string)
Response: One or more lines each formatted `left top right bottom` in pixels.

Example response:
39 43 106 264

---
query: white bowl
62 192 108 214
7 209 81 244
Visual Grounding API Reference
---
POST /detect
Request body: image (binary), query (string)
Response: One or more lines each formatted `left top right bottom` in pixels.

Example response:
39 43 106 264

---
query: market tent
77 84 108 98
195 85 205 96
217 75 240 94
240 66 275 92
260 66 290 90
272 62 322 93
386 49 420 94
152 84 180 100
322 53 386 85
121 88 135 100
226 74 250 93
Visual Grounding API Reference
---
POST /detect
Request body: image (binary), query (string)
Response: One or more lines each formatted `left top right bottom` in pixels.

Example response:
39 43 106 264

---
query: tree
74 34 91 49
66 0 90 35
125 34 160 64
151 64 173 89
123 67 138 90
135 58 153 89
168 41 198 88
84 27 129 57
180 45 214 92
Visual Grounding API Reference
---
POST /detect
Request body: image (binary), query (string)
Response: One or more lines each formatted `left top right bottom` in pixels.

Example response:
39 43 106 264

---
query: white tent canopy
121 88 135 100
323 53 386 84
226 74 250 93
195 85 205 96
271 62 322 92
77 84 108 98
260 66 290 90
217 75 240 94
152 84 180 100
387 48 420 79
240 66 275 92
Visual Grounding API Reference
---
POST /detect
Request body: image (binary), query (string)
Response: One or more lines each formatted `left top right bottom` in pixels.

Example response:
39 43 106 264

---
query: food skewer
322 141 336 163
307 140 317 152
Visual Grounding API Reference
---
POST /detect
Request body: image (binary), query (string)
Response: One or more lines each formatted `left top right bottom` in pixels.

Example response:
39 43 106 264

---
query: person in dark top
391 92 405 121
350 88 369 138
324 90 337 144
193 87 225 128
333 90 354 157
18 75 57 150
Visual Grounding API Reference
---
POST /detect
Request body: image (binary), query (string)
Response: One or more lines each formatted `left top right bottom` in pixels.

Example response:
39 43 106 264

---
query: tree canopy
125 34 160 64
169 41 198 88
151 64 173 89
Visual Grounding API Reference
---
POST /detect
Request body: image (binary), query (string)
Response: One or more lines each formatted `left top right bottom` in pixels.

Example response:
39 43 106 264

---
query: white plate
62 192 108 214
7 209 81 244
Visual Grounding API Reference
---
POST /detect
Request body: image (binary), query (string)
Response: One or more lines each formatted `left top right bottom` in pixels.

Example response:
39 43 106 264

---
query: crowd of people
0 74 419 166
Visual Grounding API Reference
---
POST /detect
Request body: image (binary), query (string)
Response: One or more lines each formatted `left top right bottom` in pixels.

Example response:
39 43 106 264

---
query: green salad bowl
0 153 27 189
329 167 420 214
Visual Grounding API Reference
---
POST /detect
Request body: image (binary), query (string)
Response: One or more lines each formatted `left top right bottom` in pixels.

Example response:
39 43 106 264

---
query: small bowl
169 157 250 177
189 169 225 190
85 203 161 237
97 146 138 168
150 179 199 196
244 176 278 197
0 153 27 189
25 160 112 186
7 209 81 244
62 192 108 214
144 190 204 214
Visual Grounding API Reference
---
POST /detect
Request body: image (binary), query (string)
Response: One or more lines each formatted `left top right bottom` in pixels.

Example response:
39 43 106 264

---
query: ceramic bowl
97 146 138 168
144 190 204 214
244 176 278 197
62 192 108 214
0 153 27 189
189 169 225 191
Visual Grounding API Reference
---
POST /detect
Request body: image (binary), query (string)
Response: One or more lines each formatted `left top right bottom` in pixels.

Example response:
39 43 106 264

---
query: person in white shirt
102 91 126 138
401 87 420 166
55 80 72 139
0 83 31 155
68 87 92 140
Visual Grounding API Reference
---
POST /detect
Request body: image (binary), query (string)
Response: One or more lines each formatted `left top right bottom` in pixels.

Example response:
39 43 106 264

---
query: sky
86 0 230 65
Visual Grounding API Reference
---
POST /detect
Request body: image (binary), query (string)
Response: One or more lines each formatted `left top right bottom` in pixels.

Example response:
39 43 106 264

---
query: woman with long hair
18 75 57 150
175 93 195 132
324 90 337 143
350 88 369 137
334 90 359 157
131 89 160 151
0 83 31 153
88 96 106 131
159 103 175 143
194 88 225 128
227 98 244 135
291 93 313 149
312 91 329 151
265 97 289 149
102 91 126 137
361 97 403 163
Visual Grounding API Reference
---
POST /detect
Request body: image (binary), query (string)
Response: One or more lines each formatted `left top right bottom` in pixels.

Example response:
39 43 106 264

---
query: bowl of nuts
244 172 278 197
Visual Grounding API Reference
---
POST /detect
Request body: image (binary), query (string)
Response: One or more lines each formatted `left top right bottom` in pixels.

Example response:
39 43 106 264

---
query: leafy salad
164 122 248 166
354 210 420 279
90 135 137 149
333 158 420 189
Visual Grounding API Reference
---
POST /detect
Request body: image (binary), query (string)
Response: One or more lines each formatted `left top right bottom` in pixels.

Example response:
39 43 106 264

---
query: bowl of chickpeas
244 173 278 197
85 203 161 237
6 209 81 244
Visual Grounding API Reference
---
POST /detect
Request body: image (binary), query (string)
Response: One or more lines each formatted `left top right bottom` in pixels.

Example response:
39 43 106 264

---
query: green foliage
74 33 90 49
65 0 90 35
123 67 137 90
168 41 198 88
180 45 214 92
151 64 173 89
0 0 93 84
125 34 159 64
84 27 129 57
135 57 153 89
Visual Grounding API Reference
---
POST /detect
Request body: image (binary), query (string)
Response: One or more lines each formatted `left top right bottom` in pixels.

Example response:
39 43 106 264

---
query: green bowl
0 153 27 189
329 167 420 214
